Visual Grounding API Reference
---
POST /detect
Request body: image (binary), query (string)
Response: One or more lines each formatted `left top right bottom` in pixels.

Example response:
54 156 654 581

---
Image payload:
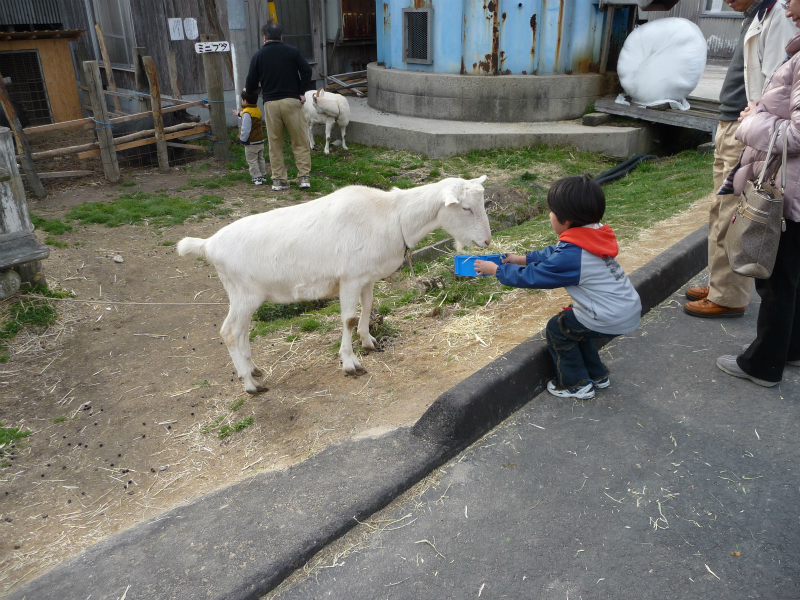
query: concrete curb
8 226 707 600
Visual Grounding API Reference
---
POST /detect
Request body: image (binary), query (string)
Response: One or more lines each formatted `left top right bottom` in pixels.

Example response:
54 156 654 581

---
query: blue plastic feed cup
454 254 505 277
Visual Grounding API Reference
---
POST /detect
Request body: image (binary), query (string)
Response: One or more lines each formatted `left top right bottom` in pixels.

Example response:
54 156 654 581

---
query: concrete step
320 98 652 159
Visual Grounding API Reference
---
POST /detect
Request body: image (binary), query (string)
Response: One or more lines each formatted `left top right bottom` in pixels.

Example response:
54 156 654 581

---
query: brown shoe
685 285 709 301
684 298 745 318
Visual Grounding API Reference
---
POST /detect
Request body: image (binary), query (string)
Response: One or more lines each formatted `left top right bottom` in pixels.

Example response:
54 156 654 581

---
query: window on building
703 0 742 16
402 8 432 65
273 0 314 60
91 0 136 67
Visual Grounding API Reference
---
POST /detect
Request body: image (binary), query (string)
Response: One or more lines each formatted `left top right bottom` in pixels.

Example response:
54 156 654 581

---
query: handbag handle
757 121 789 191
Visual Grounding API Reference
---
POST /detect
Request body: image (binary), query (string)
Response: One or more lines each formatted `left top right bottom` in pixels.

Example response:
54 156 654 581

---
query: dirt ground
0 161 711 595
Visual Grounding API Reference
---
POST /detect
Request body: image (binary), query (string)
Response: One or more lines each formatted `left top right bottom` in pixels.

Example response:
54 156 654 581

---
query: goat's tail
176 237 207 258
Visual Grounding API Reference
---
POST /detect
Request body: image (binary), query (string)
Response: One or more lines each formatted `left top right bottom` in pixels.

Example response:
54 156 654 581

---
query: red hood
558 224 619 258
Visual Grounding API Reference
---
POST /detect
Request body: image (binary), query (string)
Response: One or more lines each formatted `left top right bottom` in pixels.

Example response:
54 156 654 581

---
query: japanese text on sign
194 41 230 53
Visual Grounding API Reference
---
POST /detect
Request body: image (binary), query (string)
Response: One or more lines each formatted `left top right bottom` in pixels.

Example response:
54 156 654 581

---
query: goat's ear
442 187 461 206
471 175 487 185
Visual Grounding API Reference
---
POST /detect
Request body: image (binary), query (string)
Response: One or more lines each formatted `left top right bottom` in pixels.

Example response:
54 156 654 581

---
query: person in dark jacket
245 21 313 191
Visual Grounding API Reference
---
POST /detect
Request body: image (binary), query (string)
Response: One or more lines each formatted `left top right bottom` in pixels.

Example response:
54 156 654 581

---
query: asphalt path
278 274 800 600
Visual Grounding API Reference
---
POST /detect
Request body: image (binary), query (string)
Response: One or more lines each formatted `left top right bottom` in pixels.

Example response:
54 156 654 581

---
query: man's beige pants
708 120 754 308
263 97 311 182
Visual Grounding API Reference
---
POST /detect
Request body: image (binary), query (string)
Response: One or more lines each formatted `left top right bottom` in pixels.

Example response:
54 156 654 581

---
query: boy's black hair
262 21 283 41
546 175 605 228
241 90 258 105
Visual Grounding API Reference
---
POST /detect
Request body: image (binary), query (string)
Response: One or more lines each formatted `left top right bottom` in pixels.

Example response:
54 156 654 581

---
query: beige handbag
726 123 787 279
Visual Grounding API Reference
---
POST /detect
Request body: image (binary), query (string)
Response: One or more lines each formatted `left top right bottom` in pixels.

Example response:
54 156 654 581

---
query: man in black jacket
245 21 312 191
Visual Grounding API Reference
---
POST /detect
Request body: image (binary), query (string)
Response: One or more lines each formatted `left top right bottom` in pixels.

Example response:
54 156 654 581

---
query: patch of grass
44 237 69 247
192 379 210 387
218 416 253 439
159 240 176 246
255 300 330 322
66 192 226 227
200 415 225 434
0 422 32 464
229 398 245 411
299 318 321 332
52 416 67 423
30 214 72 235
285 333 300 342
118 181 137 188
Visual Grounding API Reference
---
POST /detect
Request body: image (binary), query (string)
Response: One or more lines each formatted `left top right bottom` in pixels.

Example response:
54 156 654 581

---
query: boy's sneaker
546 380 595 400
253 177 263 185
271 179 290 191
299 176 311 189
592 376 610 389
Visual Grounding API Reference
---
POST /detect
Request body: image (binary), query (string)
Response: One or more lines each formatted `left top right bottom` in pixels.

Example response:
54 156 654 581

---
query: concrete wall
367 62 620 123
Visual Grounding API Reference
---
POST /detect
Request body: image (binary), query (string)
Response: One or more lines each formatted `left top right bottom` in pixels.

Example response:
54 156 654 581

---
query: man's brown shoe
685 285 709 301
684 298 745 318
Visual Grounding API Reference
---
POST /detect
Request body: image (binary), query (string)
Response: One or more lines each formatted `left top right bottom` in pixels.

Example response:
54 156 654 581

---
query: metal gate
0 49 53 125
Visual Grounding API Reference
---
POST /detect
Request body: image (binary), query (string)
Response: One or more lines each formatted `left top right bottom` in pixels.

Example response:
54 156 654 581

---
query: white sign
168 18 184 41
194 41 230 53
183 17 199 40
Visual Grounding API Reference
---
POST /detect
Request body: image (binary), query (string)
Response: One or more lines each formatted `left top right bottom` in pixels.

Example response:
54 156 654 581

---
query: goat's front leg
324 117 334 155
358 282 379 351
338 281 366 375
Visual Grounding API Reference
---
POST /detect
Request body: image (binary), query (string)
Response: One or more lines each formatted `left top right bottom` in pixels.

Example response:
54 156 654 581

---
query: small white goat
176 176 491 394
303 89 350 155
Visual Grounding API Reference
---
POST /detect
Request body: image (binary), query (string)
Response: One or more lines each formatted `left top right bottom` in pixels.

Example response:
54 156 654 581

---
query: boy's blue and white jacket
495 224 641 335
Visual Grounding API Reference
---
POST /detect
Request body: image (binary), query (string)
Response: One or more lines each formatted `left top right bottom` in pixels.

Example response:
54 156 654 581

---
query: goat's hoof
344 366 367 376
246 384 269 395
251 367 264 378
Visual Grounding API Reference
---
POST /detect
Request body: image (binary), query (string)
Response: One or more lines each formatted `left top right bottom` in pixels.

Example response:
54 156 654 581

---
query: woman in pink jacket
717 4 800 387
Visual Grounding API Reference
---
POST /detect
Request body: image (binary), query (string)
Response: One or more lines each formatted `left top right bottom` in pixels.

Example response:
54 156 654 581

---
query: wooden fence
1 46 230 197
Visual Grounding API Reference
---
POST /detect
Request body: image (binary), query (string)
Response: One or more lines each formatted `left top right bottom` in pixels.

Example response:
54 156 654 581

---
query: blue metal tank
377 0 624 75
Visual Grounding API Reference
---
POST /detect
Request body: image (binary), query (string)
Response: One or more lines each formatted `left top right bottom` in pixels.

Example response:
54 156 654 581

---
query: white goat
303 89 350 155
176 176 491 394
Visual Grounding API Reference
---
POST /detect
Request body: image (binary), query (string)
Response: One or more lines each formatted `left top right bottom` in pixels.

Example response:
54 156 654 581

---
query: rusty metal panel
498 0 540 75
461 0 495 74
342 0 376 40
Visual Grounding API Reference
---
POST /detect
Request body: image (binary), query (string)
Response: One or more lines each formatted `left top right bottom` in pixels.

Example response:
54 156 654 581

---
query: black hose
592 154 657 185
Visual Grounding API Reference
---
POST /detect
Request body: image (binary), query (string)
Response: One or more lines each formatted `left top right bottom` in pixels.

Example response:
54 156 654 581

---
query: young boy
474 175 641 400
231 91 267 185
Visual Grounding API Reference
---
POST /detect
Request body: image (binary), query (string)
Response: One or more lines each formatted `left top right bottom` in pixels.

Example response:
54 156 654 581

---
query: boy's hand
474 259 498 276
502 253 526 266
231 109 239 116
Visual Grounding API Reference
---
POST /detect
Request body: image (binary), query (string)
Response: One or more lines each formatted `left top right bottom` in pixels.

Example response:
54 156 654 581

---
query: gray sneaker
253 177 263 186
716 355 778 387
271 179 289 191
298 176 311 189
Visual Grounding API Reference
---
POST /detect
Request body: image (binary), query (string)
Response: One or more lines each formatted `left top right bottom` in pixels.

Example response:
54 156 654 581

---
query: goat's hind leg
340 123 348 151
220 295 267 393
358 282 379 352
324 118 333 155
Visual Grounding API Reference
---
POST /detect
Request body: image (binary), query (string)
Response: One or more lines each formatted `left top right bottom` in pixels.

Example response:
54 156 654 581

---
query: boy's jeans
546 309 613 389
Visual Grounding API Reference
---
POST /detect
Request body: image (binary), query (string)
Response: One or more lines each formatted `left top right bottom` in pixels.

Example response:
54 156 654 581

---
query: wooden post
131 47 151 113
0 74 45 198
202 0 235 81
0 127 49 289
83 60 120 183
167 50 182 99
94 23 123 113
142 56 170 173
201 34 229 162
599 6 615 75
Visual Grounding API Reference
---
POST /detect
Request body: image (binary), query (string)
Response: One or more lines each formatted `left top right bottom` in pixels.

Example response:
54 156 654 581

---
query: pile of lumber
325 71 367 97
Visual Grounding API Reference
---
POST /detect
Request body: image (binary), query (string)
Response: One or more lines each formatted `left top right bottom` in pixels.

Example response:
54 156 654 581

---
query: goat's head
437 175 491 251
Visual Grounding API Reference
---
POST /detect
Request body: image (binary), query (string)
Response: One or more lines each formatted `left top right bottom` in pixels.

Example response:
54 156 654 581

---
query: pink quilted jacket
734 31 800 221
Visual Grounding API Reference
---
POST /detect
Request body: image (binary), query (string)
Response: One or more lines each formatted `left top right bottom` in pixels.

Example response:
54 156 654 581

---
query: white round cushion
617 18 708 106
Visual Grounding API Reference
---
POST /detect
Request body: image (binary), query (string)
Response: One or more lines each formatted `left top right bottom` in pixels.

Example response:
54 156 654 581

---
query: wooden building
54 0 376 117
